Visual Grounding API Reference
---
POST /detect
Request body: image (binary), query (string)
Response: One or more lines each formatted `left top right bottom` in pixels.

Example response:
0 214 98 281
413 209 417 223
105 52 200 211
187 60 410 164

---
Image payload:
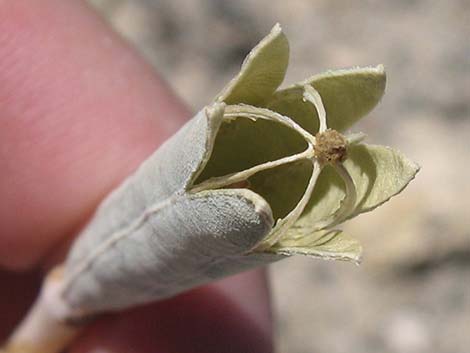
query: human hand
0 1 273 352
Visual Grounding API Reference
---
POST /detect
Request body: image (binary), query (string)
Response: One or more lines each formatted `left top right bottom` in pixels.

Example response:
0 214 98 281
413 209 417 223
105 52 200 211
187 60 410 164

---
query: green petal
267 229 362 263
294 143 419 229
265 65 386 134
216 24 289 106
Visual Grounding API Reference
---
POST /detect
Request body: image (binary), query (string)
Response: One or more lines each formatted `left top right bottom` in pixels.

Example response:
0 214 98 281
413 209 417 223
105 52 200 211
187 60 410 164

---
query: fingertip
0 0 189 270
70 270 273 353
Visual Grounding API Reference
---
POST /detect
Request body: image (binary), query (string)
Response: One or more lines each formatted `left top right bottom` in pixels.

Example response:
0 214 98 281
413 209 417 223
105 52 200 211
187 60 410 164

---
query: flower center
313 129 348 165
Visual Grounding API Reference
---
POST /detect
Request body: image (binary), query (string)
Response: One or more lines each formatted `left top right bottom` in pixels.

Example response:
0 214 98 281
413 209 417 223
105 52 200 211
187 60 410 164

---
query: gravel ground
89 1 470 352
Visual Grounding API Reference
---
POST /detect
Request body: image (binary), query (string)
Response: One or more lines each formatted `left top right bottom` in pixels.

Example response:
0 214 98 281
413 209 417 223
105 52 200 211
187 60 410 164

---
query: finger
0 0 189 270
70 269 273 353
0 269 41 342
0 1 274 352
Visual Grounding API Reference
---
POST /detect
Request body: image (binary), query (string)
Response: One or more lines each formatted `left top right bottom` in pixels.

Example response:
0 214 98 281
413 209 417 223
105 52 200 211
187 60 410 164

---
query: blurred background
88 1 469 352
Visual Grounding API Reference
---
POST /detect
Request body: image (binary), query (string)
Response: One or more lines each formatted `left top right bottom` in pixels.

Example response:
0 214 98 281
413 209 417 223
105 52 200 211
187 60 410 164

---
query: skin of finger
0 269 41 342
70 269 273 353
0 0 188 270
0 1 274 351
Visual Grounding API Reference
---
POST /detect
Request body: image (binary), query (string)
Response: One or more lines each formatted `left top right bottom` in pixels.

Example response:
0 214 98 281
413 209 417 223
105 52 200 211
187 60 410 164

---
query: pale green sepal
265 65 386 134
293 143 419 230
216 24 289 106
291 165 345 227
266 230 362 264
193 104 309 186
255 161 320 250
344 143 420 218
